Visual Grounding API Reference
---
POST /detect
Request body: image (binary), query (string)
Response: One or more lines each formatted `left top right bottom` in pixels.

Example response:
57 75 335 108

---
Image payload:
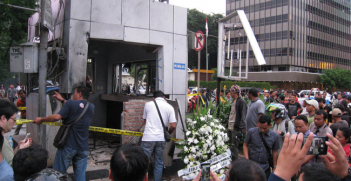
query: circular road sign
194 31 205 51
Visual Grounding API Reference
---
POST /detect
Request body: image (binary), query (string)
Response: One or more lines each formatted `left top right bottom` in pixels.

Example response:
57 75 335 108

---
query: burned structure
16 0 188 165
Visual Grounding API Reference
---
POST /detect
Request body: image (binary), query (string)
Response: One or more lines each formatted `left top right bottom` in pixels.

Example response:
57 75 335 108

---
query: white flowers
178 107 229 169
184 157 189 164
191 147 197 153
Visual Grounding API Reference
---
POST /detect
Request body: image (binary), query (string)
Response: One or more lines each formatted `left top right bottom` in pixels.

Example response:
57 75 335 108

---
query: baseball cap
264 90 269 93
330 108 342 117
305 100 319 109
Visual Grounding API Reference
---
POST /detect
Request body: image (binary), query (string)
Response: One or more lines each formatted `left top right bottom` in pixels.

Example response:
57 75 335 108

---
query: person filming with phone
0 100 32 167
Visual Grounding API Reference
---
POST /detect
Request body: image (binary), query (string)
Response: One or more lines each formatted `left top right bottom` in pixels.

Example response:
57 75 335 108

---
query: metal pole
197 51 201 107
206 35 208 82
216 78 221 118
39 0 48 148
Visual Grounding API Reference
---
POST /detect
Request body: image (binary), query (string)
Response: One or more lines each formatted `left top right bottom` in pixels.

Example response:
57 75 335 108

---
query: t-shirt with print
285 102 301 118
58 99 95 151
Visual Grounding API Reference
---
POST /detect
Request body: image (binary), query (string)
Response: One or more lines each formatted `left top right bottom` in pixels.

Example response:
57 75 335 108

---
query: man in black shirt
317 98 332 125
285 94 301 119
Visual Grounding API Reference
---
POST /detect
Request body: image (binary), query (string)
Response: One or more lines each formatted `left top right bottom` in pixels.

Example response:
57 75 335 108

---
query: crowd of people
211 85 351 181
0 84 24 100
2 83 351 181
0 87 177 181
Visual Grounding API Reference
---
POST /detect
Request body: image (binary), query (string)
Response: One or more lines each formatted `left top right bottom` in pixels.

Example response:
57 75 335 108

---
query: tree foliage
187 9 223 70
320 68 351 91
0 0 36 81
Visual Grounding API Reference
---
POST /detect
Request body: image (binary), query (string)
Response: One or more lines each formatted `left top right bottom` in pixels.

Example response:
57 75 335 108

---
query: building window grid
227 0 351 68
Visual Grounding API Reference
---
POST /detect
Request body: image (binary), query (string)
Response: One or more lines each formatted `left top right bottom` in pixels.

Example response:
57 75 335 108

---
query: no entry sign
194 31 205 51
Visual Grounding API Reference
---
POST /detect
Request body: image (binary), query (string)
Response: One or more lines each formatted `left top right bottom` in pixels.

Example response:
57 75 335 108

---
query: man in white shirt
141 91 176 181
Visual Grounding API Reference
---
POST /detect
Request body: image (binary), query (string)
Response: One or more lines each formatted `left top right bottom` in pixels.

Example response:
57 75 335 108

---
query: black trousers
229 129 241 161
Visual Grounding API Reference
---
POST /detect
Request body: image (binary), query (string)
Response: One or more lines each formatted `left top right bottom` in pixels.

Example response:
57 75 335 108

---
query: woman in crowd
326 127 351 165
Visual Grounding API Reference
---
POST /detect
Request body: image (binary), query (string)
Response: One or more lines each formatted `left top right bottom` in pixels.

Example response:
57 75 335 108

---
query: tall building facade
226 0 351 90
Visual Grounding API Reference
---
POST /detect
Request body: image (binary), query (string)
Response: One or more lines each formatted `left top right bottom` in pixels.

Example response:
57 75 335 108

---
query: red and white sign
194 31 205 51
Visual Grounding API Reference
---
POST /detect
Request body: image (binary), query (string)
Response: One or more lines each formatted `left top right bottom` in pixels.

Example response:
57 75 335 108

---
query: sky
169 0 226 15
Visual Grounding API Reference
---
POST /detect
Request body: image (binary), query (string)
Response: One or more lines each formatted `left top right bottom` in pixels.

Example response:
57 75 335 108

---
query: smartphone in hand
303 136 328 155
201 163 211 181
24 133 30 141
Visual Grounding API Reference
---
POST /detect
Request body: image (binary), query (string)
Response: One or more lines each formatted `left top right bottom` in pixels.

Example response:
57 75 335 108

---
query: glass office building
226 0 351 90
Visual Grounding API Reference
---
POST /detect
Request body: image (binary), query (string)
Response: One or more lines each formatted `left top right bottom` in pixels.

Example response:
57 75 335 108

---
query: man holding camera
228 85 247 161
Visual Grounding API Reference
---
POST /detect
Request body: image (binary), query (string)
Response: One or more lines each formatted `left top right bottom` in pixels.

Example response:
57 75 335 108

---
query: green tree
187 9 223 71
0 0 36 81
320 68 351 91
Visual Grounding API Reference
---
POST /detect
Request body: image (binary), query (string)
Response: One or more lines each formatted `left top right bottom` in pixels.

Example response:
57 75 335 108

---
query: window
265 1 271 9
254 4 260 11
259 18 265 26
270 49 276 57
276 31 282 40
244 6 250 13
282 14 288 22
282 31 288 39
276 15 282 23
87 58 95 93
265 17 271 25
271 16 276 24
265 33 270 41
276 0 283 7
270 32 276 40
254 19 259 27
278 66 288 71
276 48 282 56
271 0 277 8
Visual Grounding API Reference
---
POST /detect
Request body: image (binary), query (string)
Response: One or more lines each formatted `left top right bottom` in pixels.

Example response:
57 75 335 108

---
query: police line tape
15 119 181 142
18 107 26 111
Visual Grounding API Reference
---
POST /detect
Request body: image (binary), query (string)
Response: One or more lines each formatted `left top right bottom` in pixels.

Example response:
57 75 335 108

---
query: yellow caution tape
187 93 205 105
15 119 179 141
18 107 26 111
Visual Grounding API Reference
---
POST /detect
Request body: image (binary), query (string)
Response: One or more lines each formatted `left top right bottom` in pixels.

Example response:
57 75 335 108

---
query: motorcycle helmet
266 103 287 119
25 168 72 181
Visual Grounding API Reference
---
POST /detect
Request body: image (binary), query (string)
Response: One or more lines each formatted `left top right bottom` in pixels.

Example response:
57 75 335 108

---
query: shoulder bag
259 132 274 170
53 102 90 148
153 100 171 142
